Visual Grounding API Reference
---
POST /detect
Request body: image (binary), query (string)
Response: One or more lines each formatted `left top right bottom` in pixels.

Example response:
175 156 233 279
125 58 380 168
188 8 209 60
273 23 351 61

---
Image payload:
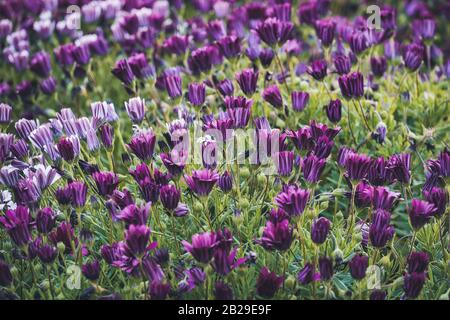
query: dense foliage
0 0 449 300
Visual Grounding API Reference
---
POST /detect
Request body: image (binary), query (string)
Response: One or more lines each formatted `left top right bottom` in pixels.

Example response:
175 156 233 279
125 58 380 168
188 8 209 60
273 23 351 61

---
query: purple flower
54 43 75 66
349 254 369 280
160 150 187 177
307 59 327 80
69 181 88 208
319 257 334 281
214 281 233 300
333 55 351 75
274 151 294 176
40 76 57 95
182 231 218 264
116 203 151 227
125 224 152 257
211 247 246 276
30 51 51 78
372 186 401 210
403 43 424 72
287 127 314 151
37 244 58 264
387 153 411 184
56 136 80 162
128 130 157 161
0 133 13 162
407 252 429 274
188 46 215 75
218 171 233 193
349 31 370 55
160 184 181 211
438 149 450 178
164 74 182 99
312 136 334 159
423 187 448 217
297 1 319 25
72 44 91 65
371 122 387 144
112 58 134 85
256 218 293 251
92 171 119 197
369 209 395 248
255 18 293 46
149 281 171 300
49 222 75 254
311 217 331 244
82 260 100 281
119 13 139 34
413 19 436 40
291 91 309 111
315 19 335 47
275 184 311 216
298 262 316 285
0 205 32 247
259 48 275 67
403 272 426 299
188 83 206 106
236 68 258 96
409 199 436 230
0 103 12 124
370 56 388 77
217 35 241 59
99 123 114 148
128 53 153 79
163 35 189 55
309 120 341 140
36 207 56 234
262 85 283 108
216 79 234 97
326 99 342 123
302 155 326 183
344 152 371 181
125 97 146 124
256 267 283 298
368 156 388 186
369 290 387 300
184 169 219 197
338 72 364 99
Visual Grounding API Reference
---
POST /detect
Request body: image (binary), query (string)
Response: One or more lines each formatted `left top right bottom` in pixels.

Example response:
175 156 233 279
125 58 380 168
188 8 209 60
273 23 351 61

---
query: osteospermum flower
184 169 219 197
275 184 311 217
369 209 395 248
255 18 293 47
182 231 218 264
256 218 293 251
128 129 157 161
408 199 436 230
256 267 284 298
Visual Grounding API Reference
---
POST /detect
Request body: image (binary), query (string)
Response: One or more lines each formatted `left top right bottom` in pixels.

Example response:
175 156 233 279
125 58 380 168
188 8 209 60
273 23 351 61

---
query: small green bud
240 167 250 179
257 174 266 184
285 276 296 290
57 242 66 254
354 231 363 243
379 255 391 268
239 198 250 209
10 266 18 277
193 201 203 213
335 211 344 221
